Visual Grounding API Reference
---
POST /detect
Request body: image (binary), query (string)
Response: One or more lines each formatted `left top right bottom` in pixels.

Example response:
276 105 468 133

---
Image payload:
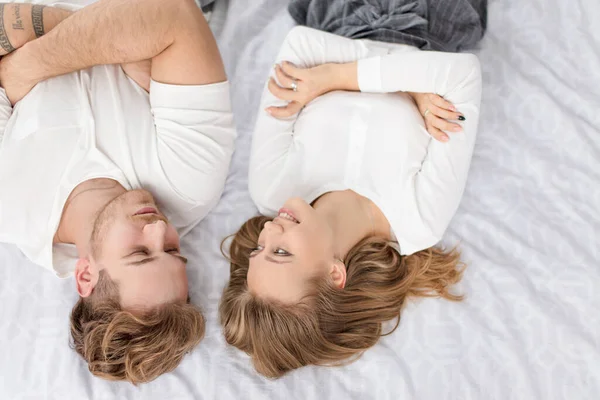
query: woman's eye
274 248 290 256
251 245 264 254
166 248 180 254
134 249 149 256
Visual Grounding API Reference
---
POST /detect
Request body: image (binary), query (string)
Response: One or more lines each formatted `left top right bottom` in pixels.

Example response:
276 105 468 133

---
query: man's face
89 190 188 311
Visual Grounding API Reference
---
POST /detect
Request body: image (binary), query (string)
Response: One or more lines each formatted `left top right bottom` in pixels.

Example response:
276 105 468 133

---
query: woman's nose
263 221 283 233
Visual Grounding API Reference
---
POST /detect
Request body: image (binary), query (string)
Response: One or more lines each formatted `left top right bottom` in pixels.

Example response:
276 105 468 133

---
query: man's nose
144 220 168 249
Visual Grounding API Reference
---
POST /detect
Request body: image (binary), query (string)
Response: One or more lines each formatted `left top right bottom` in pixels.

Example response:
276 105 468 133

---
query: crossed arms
0 0 226 105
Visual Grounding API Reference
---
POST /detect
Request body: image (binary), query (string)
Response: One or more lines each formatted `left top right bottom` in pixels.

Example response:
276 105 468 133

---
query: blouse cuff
357 57 383 93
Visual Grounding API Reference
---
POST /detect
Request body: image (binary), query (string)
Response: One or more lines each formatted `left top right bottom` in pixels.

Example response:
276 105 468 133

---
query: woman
220 26 482 378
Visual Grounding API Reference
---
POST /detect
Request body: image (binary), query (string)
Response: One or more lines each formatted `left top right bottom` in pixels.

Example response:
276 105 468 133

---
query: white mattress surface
1 0 599 399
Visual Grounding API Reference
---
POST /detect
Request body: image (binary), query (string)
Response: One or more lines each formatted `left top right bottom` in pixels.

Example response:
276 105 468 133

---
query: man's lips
134 207 158 216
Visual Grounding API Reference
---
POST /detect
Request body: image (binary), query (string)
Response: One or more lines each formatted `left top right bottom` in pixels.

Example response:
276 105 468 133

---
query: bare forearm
19 0 185 83
330 62 359 92
0 3 72 55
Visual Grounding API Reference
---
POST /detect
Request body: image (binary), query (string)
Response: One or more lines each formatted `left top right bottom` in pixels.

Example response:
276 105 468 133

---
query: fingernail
453 126 462 132
450 105 456 111
458 115 466 121
441 135 449 142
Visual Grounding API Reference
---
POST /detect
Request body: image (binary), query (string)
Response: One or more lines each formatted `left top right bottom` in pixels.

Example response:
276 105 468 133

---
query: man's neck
313 190 391 260
54 179 126 256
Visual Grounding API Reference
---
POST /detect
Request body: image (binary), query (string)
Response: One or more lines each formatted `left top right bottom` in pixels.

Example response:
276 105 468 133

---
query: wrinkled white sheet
1 0 599 399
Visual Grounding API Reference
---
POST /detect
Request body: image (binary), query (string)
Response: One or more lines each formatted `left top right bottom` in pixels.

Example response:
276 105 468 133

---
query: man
0 0 235 384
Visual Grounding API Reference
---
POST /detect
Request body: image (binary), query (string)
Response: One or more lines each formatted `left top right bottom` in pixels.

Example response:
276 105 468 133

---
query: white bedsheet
1 0 599 399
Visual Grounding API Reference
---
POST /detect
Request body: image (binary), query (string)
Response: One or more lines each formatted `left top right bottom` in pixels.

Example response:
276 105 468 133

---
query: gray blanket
288 0 487 52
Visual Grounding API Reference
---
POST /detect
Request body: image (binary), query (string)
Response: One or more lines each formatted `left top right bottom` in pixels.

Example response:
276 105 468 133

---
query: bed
1 0 599 399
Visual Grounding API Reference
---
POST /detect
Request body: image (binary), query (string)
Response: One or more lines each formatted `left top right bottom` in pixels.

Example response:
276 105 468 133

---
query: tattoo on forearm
12 4 24 30
32 5 45 38
0 5 15 53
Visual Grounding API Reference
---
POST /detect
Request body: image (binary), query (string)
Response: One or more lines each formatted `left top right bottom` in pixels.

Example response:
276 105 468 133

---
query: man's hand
0 50 36 105
121 60 152 92
408 92 465 142
0 3 73 105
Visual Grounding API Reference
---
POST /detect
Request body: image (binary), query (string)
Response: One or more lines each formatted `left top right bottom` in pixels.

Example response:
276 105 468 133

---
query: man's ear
329 259 347 289
74 258 99 298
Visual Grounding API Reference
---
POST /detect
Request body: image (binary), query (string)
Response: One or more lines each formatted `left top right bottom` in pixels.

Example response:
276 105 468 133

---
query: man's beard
89 190 157 259
90 193 125 259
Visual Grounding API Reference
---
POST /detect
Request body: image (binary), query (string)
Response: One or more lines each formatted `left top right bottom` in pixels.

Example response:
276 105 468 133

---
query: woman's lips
278 208 299 223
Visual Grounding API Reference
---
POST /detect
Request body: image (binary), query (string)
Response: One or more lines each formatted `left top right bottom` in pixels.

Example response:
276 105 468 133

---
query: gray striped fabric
288 0 487 52
195 0 216 10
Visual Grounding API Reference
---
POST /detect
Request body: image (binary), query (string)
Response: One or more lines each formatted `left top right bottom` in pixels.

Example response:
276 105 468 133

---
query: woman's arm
343 49 482 249
410 55 481 247
357 50 482 246
250 26 373 212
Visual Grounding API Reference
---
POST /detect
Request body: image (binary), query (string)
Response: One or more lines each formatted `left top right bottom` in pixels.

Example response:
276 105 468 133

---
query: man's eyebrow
126 254 188 266
127 257 157 267
265 255 292 265
175 255 188 264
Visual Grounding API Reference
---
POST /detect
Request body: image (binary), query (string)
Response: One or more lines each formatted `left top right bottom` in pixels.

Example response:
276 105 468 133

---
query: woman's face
247 197 339 303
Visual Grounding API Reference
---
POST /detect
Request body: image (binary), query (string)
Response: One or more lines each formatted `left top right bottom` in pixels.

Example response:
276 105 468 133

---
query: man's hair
219 216 465 378
70 271 205 384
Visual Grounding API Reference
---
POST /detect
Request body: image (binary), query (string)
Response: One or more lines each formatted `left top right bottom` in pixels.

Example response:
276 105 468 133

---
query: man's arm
13 0 225 85
0 3 72 55
0 4 72 130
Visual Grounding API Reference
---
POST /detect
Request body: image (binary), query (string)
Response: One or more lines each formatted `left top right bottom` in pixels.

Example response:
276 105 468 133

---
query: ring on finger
290 80 298 92
423 109 431 118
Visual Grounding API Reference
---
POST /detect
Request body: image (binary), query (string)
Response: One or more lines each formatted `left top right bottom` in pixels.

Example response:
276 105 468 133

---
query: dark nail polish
458 115 466 121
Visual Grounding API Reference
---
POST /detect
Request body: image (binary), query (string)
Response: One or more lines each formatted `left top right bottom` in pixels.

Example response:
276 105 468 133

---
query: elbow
149 0 195 19
461 53 482 84
159 0 203 34
171 0 199 13
248 175 270 215
248 172 281 216
463 53 481 70
280 26 319 60
284 26 311 46
445 53 482 102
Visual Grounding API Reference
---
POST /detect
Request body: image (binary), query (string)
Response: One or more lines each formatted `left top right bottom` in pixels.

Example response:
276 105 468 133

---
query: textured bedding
1 0 599 399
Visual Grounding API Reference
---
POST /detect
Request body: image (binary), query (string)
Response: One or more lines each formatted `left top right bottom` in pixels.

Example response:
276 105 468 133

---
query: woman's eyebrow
265 255 292 265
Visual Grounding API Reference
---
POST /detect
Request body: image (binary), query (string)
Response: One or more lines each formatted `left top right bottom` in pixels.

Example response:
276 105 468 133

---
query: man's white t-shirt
0 65 236 277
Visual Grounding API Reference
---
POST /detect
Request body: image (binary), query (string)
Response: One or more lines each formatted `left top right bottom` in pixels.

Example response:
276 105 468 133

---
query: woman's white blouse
249 27 482 255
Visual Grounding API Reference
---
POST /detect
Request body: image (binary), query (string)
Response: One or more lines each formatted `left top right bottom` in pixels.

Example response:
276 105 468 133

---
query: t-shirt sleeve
149 79 236 207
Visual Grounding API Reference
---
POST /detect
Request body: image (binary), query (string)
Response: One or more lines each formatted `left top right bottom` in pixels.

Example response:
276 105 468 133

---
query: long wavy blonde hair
70 271 205 384
219 215 465 378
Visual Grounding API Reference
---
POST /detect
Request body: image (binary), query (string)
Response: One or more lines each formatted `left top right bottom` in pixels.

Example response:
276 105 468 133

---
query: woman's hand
266 61 352 119
408 92 465 142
